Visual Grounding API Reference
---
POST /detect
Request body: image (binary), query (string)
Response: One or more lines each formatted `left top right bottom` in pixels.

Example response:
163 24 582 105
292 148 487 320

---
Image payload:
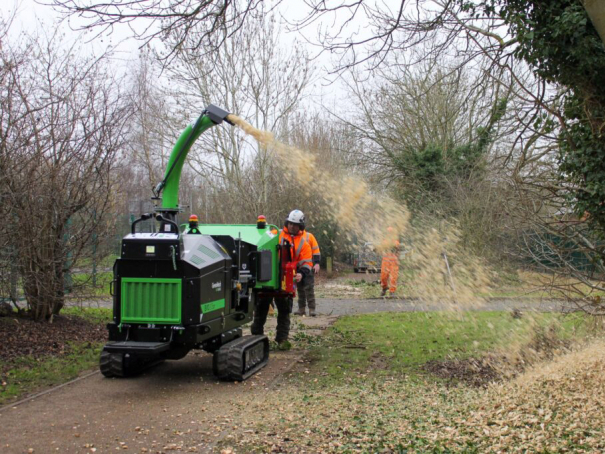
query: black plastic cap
205 104 233 125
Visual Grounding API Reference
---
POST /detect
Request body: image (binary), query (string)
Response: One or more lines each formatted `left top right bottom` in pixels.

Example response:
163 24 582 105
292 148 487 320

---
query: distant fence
524 232 604 275
0 213 161 304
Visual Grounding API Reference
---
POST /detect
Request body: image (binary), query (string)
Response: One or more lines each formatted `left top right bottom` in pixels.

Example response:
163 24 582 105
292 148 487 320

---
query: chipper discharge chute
100 105 295 380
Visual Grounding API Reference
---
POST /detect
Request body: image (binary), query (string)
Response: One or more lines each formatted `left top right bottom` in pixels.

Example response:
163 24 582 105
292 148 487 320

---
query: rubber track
214 335 269 381
99 351 124 378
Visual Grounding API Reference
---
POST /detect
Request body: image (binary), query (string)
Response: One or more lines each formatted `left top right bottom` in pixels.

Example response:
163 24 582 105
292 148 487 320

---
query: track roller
100 350 126 378
213 335 269 381
100 350 163 378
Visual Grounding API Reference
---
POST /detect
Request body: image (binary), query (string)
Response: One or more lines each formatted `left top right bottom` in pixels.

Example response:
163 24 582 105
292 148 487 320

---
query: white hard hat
286 209 305 227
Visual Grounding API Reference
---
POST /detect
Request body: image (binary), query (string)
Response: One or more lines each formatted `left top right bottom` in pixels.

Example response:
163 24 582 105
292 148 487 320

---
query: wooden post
327 256 333 277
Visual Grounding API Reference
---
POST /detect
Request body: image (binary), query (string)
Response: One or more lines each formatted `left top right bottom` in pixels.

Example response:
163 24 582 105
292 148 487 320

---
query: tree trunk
584 0 605 45
22 267 65 321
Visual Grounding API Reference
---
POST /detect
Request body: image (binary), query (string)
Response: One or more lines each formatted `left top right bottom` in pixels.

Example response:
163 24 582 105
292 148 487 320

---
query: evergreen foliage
464 0 605 232
395 97 507 210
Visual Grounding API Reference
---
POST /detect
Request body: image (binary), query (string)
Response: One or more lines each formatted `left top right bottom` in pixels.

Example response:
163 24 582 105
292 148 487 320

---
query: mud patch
368 351 390 371
423 357 501 388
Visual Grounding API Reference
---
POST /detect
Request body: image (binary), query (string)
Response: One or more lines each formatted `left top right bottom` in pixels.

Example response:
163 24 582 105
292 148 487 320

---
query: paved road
69 297 566 314
311 297 566 316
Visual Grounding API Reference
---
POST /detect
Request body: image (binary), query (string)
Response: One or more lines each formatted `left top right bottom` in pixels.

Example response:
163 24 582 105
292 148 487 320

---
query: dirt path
0 314 336 454
1 352 301 454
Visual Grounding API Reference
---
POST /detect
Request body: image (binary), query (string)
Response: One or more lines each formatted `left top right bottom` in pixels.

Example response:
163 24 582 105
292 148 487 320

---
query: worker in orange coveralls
380 228 400 298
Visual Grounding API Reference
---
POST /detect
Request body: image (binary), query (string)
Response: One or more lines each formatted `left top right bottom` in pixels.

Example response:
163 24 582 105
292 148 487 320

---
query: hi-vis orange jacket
304 231 321 265
279 226 314 275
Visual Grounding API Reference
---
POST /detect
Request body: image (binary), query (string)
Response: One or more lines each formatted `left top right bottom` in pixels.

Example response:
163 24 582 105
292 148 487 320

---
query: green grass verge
0 307 111 406
70 271 113 297
0 341 104 405
485 269 605 299
74 254 118 270
304 311 587 384
61 306 112 324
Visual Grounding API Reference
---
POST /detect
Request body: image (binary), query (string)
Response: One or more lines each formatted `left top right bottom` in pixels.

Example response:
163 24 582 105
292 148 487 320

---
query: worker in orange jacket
251 209 313 348
380 229 400 298
295 229 320 316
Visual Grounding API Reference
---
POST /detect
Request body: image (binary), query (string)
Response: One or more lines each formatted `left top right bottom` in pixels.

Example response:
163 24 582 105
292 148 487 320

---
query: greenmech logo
201 299 225 314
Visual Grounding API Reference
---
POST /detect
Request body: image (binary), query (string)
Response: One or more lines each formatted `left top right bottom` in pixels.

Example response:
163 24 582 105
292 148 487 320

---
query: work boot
294 309 306 316
389 292 396 299
309 310 317 317
380 288 387 297
276 340 292 351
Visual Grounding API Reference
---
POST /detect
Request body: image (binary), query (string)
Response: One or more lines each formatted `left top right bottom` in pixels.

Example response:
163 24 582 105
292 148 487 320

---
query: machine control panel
121 233 181 260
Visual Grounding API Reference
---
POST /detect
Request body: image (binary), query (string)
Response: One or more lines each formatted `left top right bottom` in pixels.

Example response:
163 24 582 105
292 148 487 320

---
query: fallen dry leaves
0 314 106 366
223 340 605 453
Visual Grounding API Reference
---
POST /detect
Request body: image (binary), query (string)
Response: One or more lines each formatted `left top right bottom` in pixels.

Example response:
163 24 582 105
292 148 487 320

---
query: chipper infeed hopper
100 105 295 380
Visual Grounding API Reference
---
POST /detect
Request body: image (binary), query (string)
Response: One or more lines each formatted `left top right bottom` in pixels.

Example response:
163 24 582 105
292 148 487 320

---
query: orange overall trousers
380 252 399 294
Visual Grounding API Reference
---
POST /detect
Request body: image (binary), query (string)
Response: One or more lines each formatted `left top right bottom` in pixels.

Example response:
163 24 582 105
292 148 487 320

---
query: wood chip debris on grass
222 340 605 453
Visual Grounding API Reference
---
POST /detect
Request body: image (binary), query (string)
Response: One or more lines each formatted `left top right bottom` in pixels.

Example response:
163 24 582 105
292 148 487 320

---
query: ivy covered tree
389 97 507 207
463 0 605 233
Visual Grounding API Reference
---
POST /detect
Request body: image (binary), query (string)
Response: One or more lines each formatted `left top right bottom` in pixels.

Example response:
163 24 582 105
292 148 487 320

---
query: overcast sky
0 0 406 120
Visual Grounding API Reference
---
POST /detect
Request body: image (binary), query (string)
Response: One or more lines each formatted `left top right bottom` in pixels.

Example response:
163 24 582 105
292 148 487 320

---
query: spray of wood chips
227 114 491 307
226 117 604 446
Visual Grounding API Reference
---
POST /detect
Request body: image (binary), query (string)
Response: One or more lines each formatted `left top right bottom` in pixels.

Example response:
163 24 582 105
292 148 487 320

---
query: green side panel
201 298 226 314
162 116 215 210
121 278 182 324
199 224 280 289
256 226 280 290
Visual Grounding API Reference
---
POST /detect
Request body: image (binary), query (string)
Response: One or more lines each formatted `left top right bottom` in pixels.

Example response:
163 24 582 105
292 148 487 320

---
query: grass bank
0 307 111 406
225 310 601 453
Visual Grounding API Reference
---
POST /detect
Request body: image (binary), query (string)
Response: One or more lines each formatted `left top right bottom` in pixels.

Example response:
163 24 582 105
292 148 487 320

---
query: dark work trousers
297 273 316 313
251 295 293 343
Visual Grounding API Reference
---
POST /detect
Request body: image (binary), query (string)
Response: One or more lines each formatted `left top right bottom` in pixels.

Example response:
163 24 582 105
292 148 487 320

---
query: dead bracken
226 340 605 453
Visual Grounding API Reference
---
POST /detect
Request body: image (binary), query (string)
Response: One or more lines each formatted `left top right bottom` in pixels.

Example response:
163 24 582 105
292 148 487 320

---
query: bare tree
284 111 366 260
156 9 312 224
0 28 132 320
0 14 21 310
114 49 178 221
47 0 268 60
